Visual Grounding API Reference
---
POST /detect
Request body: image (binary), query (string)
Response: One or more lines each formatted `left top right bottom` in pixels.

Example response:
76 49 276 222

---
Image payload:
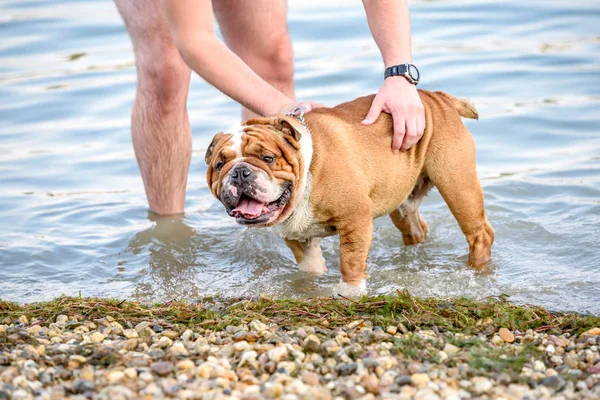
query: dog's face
205 117 306 227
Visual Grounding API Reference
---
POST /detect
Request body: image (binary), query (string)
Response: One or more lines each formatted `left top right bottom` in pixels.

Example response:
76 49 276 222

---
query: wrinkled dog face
205 118 304 227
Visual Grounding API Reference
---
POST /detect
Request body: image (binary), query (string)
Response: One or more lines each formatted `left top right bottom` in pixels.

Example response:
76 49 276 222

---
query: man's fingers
391 114 406 152
401 118 419 150
302 101 326 112
361 100 383 125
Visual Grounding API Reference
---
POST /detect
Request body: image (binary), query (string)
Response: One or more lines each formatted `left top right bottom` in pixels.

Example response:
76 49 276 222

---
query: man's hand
361 76 425 152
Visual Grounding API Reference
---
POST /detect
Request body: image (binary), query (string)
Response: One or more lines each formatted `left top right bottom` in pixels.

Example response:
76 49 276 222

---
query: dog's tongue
233 196 264 218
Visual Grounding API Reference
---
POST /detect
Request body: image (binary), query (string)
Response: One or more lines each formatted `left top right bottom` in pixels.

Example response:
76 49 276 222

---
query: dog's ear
275 117 305 150
278 117 303 143
205 133 226 164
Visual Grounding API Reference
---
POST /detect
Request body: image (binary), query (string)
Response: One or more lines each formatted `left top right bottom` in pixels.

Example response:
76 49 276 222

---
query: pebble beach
1 295 599 400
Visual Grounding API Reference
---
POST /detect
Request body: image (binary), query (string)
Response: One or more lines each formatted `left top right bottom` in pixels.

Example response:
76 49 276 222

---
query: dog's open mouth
228 185 292 225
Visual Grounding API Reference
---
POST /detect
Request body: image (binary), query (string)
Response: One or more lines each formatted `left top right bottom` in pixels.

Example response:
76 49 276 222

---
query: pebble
123 329 139 339
438 351 448 363
412 373 430 387
74 379 95 394
239 350 258 368
541 375 566 391
268 345 288 362
181 329 193 342
443 343 460 355
303 334 321 353
162 330 179 340
490 334 503 346
234 340 250 352
303 371 320 386
582 327 600 336
196 362 212 379
90 332 105 343
151 361 174 376
396 375 414 386
26 325 42 335
249 320 269 332
564 355 579 368
360 374 380 394
176 359 195 371
106 370 124 384
157 336 173 349
335 363 357 376
472 377 493 394
321 339 341 355
499 328 515 343
123 367 137 379
264 382 284 397
534 360 546 372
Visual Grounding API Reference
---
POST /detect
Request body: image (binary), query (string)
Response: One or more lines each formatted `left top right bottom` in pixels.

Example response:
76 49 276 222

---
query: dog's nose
231 164 252 184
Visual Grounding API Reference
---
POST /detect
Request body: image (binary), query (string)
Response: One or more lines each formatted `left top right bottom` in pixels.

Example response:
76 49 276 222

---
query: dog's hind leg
424 125 494 268
285 238 327 274
390 177 433 245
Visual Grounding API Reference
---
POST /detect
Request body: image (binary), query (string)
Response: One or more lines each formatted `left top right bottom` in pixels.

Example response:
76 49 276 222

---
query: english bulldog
205 90 495 295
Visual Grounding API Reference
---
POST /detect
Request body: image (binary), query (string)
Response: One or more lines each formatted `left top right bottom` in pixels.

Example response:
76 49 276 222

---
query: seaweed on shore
1 291 598 335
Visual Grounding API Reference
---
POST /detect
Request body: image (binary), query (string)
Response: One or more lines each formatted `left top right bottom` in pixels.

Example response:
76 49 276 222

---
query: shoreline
1 294 599 399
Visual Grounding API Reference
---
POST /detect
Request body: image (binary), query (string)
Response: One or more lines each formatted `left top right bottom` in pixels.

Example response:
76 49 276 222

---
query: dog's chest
277 214 334 241
275 176 335 241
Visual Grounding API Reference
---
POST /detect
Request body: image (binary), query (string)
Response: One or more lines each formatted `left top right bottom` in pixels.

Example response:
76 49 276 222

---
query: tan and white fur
205 90 495 296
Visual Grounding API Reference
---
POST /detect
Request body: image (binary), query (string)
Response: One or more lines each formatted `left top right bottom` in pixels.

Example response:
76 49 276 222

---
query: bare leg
115 0 192 215
284 238 327 274
214 0 295 120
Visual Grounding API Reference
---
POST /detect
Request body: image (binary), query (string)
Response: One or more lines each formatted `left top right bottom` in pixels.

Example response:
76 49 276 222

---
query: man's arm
162 0 320 116
361 0 425 152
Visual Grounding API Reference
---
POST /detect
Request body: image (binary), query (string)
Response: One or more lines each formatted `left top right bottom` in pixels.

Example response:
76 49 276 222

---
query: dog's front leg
335 217 373 296
284 238 327 274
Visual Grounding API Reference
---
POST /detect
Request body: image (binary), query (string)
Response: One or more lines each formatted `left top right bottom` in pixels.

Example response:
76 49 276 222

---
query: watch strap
384 63 419 85
384 64 409 79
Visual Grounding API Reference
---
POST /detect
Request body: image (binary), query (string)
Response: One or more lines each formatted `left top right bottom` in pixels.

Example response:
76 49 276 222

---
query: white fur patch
228 126 244 158
277 174 320 239
297 238 327 274
334 279 367 298
274 121 328 241
297 124 313 200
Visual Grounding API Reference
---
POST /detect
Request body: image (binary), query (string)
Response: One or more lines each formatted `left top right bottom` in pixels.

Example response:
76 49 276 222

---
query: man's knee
135 48 191 113
245 37 294 87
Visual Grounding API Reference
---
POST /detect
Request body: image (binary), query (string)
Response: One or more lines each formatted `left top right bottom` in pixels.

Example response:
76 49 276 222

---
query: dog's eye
215 161 224 172
263 155 275 164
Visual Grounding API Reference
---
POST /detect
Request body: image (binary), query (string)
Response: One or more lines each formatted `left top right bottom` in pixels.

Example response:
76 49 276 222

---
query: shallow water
1 0 599 313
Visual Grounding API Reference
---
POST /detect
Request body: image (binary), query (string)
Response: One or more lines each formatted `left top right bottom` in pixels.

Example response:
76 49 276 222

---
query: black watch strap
384 63 420 85
384 64 408 79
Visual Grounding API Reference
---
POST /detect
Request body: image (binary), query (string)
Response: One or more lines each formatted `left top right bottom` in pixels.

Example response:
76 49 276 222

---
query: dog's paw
298 254 327 275
334 279 367 298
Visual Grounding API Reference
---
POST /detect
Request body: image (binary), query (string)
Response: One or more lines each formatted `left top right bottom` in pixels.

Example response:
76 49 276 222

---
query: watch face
408 65 420 81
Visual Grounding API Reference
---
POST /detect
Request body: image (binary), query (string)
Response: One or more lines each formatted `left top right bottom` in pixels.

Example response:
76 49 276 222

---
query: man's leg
213 0 295 120
115 0 192 215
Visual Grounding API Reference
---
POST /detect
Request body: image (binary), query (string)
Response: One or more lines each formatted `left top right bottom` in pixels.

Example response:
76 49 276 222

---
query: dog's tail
436 91 479 120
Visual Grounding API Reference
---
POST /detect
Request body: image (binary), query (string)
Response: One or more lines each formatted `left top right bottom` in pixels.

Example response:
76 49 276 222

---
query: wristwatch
384 64 420 85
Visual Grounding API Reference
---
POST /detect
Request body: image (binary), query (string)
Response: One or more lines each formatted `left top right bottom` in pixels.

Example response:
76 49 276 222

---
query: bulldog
205 90 494 295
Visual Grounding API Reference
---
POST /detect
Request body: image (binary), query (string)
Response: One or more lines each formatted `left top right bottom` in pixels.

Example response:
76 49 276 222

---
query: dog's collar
284 107 311 136
285 107 306 124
